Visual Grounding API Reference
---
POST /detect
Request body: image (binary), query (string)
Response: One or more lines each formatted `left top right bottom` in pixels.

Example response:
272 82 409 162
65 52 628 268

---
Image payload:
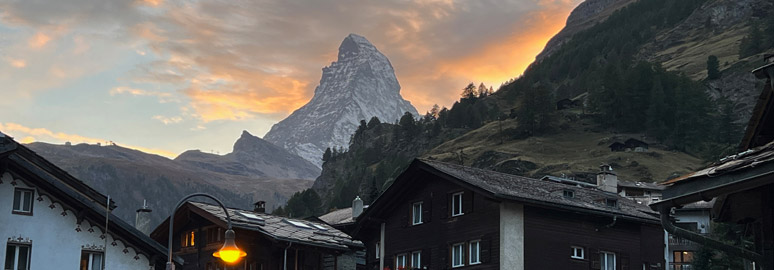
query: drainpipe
379 223 385 270
658 206 763 263
283 242 292 270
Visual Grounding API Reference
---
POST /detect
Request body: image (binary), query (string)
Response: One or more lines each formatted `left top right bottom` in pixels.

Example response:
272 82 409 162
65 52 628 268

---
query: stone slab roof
189 202 362 250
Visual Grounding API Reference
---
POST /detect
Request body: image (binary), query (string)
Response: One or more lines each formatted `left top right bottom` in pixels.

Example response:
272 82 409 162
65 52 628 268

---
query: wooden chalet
609 142 627 152
353 159 664 270
650 54 774 269
151 201 362 270
624 139 648 151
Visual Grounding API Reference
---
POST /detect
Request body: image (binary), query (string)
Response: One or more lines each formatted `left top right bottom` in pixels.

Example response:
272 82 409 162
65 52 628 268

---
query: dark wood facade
354 159 665 270
358 168 501 270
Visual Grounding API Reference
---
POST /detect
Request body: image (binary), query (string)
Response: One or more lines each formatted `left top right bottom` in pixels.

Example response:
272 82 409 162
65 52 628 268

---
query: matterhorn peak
264 34 418 168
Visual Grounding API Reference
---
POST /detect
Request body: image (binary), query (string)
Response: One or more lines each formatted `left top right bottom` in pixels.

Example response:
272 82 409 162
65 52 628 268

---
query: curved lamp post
166 193 246 270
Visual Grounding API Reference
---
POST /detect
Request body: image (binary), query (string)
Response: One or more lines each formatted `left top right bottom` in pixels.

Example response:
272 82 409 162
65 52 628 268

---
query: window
80 251 103 270
469 241 480 265
12 188 34 215
563 189 575 198
452 243 465 268
605 199 618 208
412 202 423 225
672 251 694 270
375 242 380 259
452 192 463 217
181 230 195 247
4 244 30 270
571 246 584 259
206 227 222 244
601 251 616 270
395 254 407 269
411 251 421 269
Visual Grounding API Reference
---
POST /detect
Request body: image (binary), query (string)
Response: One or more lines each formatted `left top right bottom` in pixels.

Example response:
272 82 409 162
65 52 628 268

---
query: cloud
0 122 177 158
1 0 581 122
110 86 178 103
152 115 182 125
7 58 26 68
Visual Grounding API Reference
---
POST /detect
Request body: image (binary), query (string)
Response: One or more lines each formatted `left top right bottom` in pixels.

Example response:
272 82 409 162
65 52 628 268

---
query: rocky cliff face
176 130 320 180
264 34 418 167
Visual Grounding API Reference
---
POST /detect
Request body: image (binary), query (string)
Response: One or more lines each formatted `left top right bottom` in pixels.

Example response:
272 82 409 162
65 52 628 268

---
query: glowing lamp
212 229 246 263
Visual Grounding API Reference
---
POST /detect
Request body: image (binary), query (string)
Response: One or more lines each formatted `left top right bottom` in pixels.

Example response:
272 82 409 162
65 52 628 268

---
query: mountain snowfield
264 34 418 167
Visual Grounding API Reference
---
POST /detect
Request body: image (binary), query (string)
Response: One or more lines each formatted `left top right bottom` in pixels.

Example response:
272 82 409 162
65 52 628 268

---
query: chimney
135 200 152 235
352 196 363 219
596 164 618 193
254 201 266 213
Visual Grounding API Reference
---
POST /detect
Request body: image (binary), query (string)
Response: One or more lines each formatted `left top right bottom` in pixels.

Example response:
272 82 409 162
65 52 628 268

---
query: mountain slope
27 141 313 228
176 130 320 180
264 34 418 167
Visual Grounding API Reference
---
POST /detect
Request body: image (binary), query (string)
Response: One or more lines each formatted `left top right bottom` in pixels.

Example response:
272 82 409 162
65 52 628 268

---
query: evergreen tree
646 77 668 141
367 116 381 129
322 147 332 162
516 87 554 136
478 83 489 98
461 83 478 100
429 104 440 119
707 55 720 80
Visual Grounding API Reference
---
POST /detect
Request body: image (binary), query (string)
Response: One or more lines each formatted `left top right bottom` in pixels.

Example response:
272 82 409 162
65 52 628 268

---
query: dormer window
563 189 575 198
605 199 618 208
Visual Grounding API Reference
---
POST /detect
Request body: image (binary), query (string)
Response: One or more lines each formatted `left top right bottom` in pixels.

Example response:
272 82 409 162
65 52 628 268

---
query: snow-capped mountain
264 33 418 167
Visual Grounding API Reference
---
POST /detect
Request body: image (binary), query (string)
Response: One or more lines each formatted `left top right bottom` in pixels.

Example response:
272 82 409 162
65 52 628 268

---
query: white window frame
412 202 423 225
12 188 34 214
601 251 616 270
5 244 31 270
469 240 481 265
452 242 465 268
395 253 407 269
452 192 464 217
570 246 584 259
375 242 380 259
81 250 104 270
411 251 421 269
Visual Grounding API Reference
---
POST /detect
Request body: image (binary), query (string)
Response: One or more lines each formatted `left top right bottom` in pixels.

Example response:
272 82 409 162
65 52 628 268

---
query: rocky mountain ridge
264 34 418 168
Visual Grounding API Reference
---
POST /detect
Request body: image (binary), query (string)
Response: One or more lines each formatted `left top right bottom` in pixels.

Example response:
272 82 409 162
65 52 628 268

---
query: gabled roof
0 133 178 265
357 159 659 229
319 206 368 226
186 202 362 251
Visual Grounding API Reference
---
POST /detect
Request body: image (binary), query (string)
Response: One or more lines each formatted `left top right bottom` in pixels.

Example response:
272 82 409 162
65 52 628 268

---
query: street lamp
166 193 247 270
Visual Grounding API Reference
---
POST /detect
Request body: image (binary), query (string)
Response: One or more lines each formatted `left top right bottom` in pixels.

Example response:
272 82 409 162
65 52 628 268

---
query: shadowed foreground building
353 159 665 270
151 201 363 270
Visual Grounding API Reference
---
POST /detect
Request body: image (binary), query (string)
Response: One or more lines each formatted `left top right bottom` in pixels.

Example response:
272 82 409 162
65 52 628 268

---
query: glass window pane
17 246 28 270
5 245 16 270
13 190 21 211
92 253 103 270
22 191 31 212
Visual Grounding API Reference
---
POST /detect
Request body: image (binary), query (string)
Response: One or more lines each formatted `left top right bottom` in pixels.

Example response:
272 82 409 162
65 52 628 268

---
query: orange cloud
8 58 26 68
0 122 177 158
28 32 51 48
137 0 163 6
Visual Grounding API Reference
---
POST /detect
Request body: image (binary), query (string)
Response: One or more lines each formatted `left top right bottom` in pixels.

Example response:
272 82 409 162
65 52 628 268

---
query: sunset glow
0 0 582 156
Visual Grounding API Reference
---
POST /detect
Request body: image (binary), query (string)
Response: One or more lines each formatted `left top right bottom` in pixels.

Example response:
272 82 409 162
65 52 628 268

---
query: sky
0 0 583 158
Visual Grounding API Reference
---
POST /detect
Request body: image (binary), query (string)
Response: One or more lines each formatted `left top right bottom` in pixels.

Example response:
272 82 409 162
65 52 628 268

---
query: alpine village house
352 158 665 270
0 132 177 270
151 201 363 270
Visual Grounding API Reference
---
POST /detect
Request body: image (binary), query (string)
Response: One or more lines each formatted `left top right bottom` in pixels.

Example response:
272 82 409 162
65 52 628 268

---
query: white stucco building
0 133 176 270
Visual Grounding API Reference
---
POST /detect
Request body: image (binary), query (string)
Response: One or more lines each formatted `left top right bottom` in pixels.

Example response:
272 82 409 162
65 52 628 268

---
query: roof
618 180 665 191
540 175 596 188
0 133 179 265
188 202 362 251
359 159 659 226
319 206 368 226
663 140 774 185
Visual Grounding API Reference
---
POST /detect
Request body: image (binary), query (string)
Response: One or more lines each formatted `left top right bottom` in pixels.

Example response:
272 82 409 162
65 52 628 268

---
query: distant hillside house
353 159 664 270
151 201 363 270
609 142 627 152
624 138 649 152
556 98 574 110
0 133 176 270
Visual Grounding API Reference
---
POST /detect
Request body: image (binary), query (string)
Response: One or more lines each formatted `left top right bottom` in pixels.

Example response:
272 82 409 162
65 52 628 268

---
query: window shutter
480 237 491 264
402 204 409 227
466 192 474 214
442 245 449 268
423 197 432 223
621 253 630 270
423 248 431 269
